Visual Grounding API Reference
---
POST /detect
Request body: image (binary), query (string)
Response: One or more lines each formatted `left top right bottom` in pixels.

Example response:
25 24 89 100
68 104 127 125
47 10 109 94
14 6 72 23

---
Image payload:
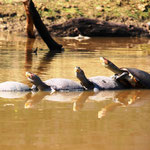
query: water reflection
25 37 35 70
36 50 63 76
97 89 150 119
0 88 146 121
0 91 30 99
73 89 150 119
0 87 149 115
24 37 64 76
24 91 50 108
58 37 150 52
1 33 150 150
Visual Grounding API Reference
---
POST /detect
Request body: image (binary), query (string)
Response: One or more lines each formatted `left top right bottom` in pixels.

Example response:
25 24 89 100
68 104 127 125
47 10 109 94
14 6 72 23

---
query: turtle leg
100 57 139 88
113 72 132 88
114 72 129 81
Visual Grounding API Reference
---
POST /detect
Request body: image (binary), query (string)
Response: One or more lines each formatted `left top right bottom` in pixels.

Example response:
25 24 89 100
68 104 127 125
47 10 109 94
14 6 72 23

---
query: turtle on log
0 81 31 91
26 72 84 92
74 66 126 92
100 57 150 89
0 81 32 99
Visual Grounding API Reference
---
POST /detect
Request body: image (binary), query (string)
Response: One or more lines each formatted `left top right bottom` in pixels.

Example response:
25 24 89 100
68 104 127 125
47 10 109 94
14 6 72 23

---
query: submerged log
28 0 62 51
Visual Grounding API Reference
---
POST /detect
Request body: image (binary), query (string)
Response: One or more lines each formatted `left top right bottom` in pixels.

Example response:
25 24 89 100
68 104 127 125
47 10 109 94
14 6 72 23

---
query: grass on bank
1 0 150 23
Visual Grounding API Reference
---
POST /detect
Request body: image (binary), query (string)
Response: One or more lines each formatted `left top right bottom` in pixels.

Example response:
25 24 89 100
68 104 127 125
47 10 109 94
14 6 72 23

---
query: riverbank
0 0 150 37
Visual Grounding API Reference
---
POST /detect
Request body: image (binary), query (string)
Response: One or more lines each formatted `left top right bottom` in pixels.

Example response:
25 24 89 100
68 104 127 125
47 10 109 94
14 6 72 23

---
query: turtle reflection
72 89 150 119
98 90 150 119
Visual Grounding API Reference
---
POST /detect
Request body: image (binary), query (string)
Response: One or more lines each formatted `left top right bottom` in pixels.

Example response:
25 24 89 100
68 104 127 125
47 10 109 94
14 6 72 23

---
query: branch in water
28 0 63 51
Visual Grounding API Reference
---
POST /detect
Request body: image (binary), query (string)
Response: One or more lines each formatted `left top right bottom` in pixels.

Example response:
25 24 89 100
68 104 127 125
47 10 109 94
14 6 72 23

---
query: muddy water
0 33 150 150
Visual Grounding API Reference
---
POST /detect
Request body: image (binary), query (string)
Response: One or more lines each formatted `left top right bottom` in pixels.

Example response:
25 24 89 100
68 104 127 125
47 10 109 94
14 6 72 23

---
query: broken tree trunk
28 0 62 51
23 0 35 38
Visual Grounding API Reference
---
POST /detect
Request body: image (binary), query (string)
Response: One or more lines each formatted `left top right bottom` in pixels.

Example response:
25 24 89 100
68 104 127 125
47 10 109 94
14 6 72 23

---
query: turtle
26 72 84 92
100 57 150 89
74 66 125 92
0 81 31 92
0 81 31 99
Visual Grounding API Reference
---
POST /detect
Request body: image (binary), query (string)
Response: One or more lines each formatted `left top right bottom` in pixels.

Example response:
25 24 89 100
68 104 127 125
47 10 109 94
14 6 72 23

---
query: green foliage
62 7 83 17
2 0 150 23
2 0 12 3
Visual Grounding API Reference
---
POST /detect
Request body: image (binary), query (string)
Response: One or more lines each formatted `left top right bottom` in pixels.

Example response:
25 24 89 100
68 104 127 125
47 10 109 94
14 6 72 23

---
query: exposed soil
0 1 150 37
48 18 149 37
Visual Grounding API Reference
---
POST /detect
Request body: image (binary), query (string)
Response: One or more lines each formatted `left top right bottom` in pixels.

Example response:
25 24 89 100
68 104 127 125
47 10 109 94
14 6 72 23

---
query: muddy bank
0 1 150 37
48 18 150 37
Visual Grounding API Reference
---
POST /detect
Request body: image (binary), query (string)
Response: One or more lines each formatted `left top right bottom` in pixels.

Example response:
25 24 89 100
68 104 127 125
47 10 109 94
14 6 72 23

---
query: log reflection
25 37 35 71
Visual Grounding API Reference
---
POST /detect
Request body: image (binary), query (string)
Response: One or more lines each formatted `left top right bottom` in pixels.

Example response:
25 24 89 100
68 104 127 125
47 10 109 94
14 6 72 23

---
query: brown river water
0 33 150 150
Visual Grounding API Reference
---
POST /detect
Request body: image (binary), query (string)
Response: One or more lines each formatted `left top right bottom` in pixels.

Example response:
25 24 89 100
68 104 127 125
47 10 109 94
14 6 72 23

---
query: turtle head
74 66 86 80
26 72 42 86
100 57 110 68
100 57 124 74
74 66 94 89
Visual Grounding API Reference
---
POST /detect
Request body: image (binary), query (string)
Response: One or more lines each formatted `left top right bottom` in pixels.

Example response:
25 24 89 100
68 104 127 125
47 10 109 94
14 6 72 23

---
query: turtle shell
88 76 125 90
0 81 31 91
122 68 150 88
32 78 84 91
45 78 84 91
